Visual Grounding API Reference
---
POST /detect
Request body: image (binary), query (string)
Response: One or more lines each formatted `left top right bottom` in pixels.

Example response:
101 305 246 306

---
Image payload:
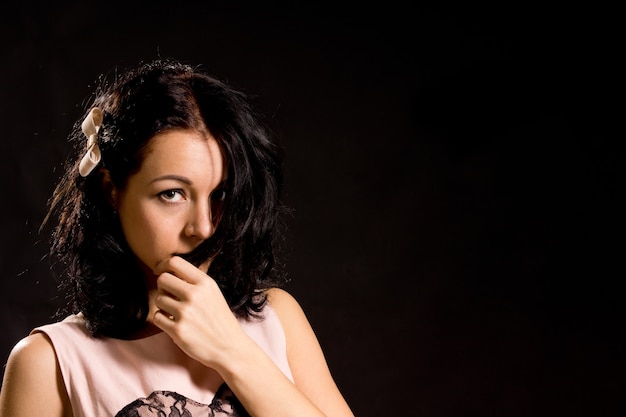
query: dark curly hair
45 59 287 338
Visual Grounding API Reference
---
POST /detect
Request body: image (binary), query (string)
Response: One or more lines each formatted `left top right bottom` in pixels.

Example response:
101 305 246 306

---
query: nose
185 201 214 240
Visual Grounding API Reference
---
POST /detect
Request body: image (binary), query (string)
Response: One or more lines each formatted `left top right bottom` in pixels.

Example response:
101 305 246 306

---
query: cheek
119 206 175 268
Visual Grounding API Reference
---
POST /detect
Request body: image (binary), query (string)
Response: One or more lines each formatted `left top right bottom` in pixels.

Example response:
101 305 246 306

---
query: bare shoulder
265 288 319 354
266 287 303 312
265 287 321 361
265 288 310 329
264 289 356 416
0 332 69 417
5 332 58 375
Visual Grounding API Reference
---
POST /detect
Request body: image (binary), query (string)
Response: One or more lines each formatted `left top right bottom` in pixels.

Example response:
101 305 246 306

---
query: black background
0 2 622 416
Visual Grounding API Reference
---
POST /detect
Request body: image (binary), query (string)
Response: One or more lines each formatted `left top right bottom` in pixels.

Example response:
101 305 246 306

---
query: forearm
215 337 326 417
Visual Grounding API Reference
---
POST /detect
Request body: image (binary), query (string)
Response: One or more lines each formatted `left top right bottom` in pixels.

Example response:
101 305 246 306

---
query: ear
99 168 119 208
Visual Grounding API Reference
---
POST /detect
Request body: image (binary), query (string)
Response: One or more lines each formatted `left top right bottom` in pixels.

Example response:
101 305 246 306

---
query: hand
152 256 248 370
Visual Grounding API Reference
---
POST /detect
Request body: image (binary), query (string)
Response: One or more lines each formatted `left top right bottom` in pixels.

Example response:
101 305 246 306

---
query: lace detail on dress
115 383 250 417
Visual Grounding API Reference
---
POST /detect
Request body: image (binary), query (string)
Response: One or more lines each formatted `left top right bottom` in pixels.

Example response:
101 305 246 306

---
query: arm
211 289 355 417
267 288 355 417
0 333 70 417
152 256 354 417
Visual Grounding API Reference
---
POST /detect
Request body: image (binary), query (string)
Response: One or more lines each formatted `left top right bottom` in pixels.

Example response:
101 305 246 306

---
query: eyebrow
149 175 228 188
149 175 193 185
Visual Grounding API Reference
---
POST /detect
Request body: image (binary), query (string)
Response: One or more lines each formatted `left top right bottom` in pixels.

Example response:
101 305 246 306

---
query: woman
0 60 354 417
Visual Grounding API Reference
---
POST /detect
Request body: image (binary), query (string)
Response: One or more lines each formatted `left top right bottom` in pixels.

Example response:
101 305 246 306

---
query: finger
154 256 207 285
154 292 180 318
152 309 176 330
156 272 189 299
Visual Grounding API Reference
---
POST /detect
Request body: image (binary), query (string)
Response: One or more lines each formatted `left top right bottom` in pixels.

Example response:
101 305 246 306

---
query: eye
210 187 227 222
211 188 227 202
158 189 186 203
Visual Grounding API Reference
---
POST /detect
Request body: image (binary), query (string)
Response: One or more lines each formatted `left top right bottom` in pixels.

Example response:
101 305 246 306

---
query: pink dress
33 304 293 417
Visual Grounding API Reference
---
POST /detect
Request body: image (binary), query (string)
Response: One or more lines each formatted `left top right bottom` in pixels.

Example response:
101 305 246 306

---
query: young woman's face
114 129 226 277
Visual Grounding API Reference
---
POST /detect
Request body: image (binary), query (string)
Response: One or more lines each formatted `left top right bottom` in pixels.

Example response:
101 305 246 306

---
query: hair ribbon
78 107 103 177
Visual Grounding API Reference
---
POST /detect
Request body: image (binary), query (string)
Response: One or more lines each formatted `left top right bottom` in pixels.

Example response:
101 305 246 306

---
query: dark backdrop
0 2 622 416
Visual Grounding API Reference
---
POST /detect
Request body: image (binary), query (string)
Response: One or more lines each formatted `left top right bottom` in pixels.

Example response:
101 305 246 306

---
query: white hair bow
78 107 103 177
